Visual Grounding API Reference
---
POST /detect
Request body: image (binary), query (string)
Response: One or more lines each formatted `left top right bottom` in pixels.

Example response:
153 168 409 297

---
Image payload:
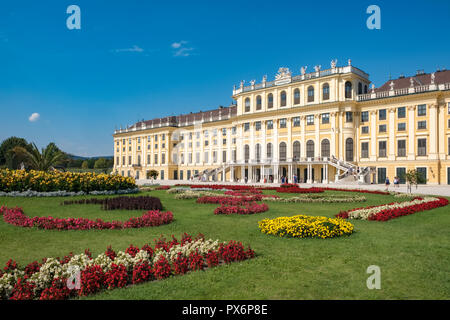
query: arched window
244 145 250 163
293 141 300 160
306 140 315 158
255 143 261 162
358 82 363 95
364 85 368 94
280 91 287 107
279 142 287 161
307 86 314 102
256 95 262 110
321 139 330 158
267 93 274 108
266 143 273 159
345 81 352 99
345 138 354 162
322 83 330 100
244 98 250 112
293 89 300 105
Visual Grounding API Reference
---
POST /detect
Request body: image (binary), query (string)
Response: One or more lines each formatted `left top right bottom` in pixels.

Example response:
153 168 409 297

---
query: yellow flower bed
258 214 354 239
0 169 136 192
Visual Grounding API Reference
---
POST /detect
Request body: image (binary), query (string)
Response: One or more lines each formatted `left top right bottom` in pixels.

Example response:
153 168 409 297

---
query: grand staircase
191 156 373 184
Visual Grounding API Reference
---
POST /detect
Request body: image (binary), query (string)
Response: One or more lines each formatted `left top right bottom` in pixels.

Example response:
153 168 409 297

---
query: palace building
112 60 450 185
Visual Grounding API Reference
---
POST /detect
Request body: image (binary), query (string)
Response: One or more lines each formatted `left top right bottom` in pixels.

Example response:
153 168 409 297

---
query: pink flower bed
276 187 325 194
0 206 173 230
214 202 269 215
197 195 264 205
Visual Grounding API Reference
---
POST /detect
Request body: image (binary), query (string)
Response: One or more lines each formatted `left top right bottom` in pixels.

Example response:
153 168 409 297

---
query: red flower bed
336 197 449 221
214 202 269 215
2 233 255 300
224 190 262 196
155 185 171 190
275 187 325 194
61 196 163 211
279 183 299 188
197 195 263 205
190 184 260 192
321 187 390 195
0 206 173 230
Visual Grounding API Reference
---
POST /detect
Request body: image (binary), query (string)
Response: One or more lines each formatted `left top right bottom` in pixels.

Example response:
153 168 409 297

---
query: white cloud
171 41 195 57
112 45 144 53
171 41 187 49
29 113 40 122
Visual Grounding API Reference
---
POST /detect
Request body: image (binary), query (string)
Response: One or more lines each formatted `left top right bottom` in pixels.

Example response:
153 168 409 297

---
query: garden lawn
0 190 449 300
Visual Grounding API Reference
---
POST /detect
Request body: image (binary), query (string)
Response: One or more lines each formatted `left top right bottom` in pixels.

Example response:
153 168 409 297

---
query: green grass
0 190 449 300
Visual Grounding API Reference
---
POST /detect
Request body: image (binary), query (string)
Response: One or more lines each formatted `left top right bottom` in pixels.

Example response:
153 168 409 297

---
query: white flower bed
347 197 439 220
263 195 366 203
173 190 223 200
0 188 139 197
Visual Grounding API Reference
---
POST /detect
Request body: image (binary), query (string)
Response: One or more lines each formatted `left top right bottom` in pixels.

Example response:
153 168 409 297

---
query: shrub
214 202 269 215
61 196 163 211
0 169 136 193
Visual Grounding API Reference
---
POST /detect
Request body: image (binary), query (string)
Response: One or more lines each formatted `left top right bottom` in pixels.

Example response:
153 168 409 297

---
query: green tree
13 143 66 171
87 158 96 169
0 136 31 169
81 160 89 169
94 158 108 169
405 169 424 193
147 169 158 181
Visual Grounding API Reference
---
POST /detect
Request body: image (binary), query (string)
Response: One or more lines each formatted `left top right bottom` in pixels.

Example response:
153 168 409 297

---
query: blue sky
0 0 449 156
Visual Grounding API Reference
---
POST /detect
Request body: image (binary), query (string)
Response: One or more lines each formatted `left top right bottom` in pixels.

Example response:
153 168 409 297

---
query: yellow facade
113 62 450 185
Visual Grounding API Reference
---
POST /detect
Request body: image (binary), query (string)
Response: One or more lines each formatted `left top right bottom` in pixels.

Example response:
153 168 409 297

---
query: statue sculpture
331 59 337 69
300 66 307 75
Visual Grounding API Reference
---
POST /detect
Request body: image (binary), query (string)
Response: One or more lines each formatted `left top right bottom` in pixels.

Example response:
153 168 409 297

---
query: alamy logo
366 5 381 30
66 265 81 290
66 5 81 30
366 265 381 289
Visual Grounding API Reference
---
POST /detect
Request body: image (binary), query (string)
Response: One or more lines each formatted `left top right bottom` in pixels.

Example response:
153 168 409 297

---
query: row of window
242 139 336 162
118 135 446 166
115 128 239 147
360 138 428 158
242 112 353 132
243 82 368 112
360 105 427 123
360 120 428 134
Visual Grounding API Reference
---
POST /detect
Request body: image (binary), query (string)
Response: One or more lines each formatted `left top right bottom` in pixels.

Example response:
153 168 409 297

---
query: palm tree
12 143 66 171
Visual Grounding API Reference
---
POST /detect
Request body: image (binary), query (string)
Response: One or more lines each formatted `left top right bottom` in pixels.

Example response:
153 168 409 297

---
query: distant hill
67 154 113 160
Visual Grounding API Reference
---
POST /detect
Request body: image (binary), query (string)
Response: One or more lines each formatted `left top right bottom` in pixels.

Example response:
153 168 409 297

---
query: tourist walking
385 177 390 191
394 176 399 188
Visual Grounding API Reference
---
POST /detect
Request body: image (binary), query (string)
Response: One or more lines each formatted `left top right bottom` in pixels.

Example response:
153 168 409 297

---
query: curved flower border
336 197 449 221
0 206 173 230
263 194 366 203
0 233 255 300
